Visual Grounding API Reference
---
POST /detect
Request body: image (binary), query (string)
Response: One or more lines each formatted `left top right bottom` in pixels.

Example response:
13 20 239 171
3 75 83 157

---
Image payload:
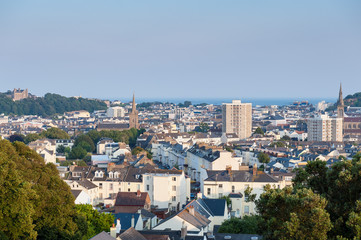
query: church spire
132 93 136 113
337 83 344 118
337 83 344 107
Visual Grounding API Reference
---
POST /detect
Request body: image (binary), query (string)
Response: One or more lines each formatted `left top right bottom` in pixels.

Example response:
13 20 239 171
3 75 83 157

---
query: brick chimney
253 163 258 176
188 205 195 216
110 224 116 238
136 190 141 197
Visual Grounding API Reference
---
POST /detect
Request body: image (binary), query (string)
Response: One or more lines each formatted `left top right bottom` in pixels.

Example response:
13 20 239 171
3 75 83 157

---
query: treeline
10 127 70 144
219 153 361 240
0 140 114 239
0 93 107 117
345 92 361 107
65 128 145 160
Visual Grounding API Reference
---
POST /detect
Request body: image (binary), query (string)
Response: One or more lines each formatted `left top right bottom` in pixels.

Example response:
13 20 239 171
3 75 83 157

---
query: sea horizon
103 97 337 106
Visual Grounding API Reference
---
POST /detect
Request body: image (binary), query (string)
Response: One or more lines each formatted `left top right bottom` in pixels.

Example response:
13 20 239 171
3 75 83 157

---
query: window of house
236 209 240 215
110 183 113 190
172 206 176 211
232 186 235 193
172 186 176 191
99 183 103 189
218 193 223 198
147 176 150 180
99 193 103 199
207 188 211 195
172 177 176 181
128 188 130 192
147 185 150 191
172 196 176 202
219 184 223 188
244 206 250 214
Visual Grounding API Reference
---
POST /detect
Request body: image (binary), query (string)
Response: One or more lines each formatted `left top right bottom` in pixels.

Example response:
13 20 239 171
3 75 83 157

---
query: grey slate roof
77 180 98 189
71 190 82 199
118 227 147 240
202 198 226 216
89 231 116 240
205 170 279 183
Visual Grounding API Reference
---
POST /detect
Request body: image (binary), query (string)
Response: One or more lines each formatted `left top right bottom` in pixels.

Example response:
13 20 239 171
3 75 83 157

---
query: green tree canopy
0 92 107 117
195 122 210 133
0 140 81 239
218 216 261 234
254 127 264 135
74 134 95 152
292 154 361 239
256 186 332 240
69 146 88 160
75 204 114 240
40 127 70 139
257 152 270 164
269 141 286 148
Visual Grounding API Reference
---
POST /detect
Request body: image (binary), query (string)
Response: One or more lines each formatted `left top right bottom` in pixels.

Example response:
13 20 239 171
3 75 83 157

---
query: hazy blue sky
1 0 361 100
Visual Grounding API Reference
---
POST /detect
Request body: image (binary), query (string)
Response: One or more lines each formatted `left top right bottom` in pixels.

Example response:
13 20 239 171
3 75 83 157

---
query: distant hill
0 92 107 117
344 92 361 107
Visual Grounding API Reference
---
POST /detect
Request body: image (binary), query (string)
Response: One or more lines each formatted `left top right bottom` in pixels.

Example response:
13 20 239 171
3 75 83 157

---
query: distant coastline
105 97 337 106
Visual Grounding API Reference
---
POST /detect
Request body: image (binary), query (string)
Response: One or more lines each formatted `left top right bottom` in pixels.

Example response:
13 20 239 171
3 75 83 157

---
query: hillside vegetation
0 93 107 117
345 92 361 107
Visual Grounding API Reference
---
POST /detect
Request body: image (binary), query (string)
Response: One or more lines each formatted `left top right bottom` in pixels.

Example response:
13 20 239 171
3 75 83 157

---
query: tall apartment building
107 106 125 118
222 100 252 139
307 115 343 142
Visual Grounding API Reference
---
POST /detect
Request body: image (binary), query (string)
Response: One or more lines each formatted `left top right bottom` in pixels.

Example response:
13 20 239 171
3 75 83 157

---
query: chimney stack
270 168 274 174
226 166 232 175
181 221 187 240
137 190 141 197
253 164 258 176
116 219 121 233
131 215 135 228
110 224 116 238
189 205 195 216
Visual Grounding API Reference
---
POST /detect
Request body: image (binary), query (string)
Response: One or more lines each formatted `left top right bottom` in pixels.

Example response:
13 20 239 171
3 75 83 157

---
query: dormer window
109 172 114 178
99 171 104 178
114 172 119 178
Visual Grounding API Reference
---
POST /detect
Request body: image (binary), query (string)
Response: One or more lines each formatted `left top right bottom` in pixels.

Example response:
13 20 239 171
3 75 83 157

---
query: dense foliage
12 128 70 144
257 152 270 164
0 140 113 239
256 186 331 240
0 93 106 117
254 127 264 135
0 140 79 239
67 128 145 160
85 128 145 148
194 122 210 133
75 205 114 240
293 154 361 239
344 92 361 107
218 216 261 234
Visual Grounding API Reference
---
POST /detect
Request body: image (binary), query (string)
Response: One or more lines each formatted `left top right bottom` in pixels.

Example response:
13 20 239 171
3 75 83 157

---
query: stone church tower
337 83 344 118
129 94 139 129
